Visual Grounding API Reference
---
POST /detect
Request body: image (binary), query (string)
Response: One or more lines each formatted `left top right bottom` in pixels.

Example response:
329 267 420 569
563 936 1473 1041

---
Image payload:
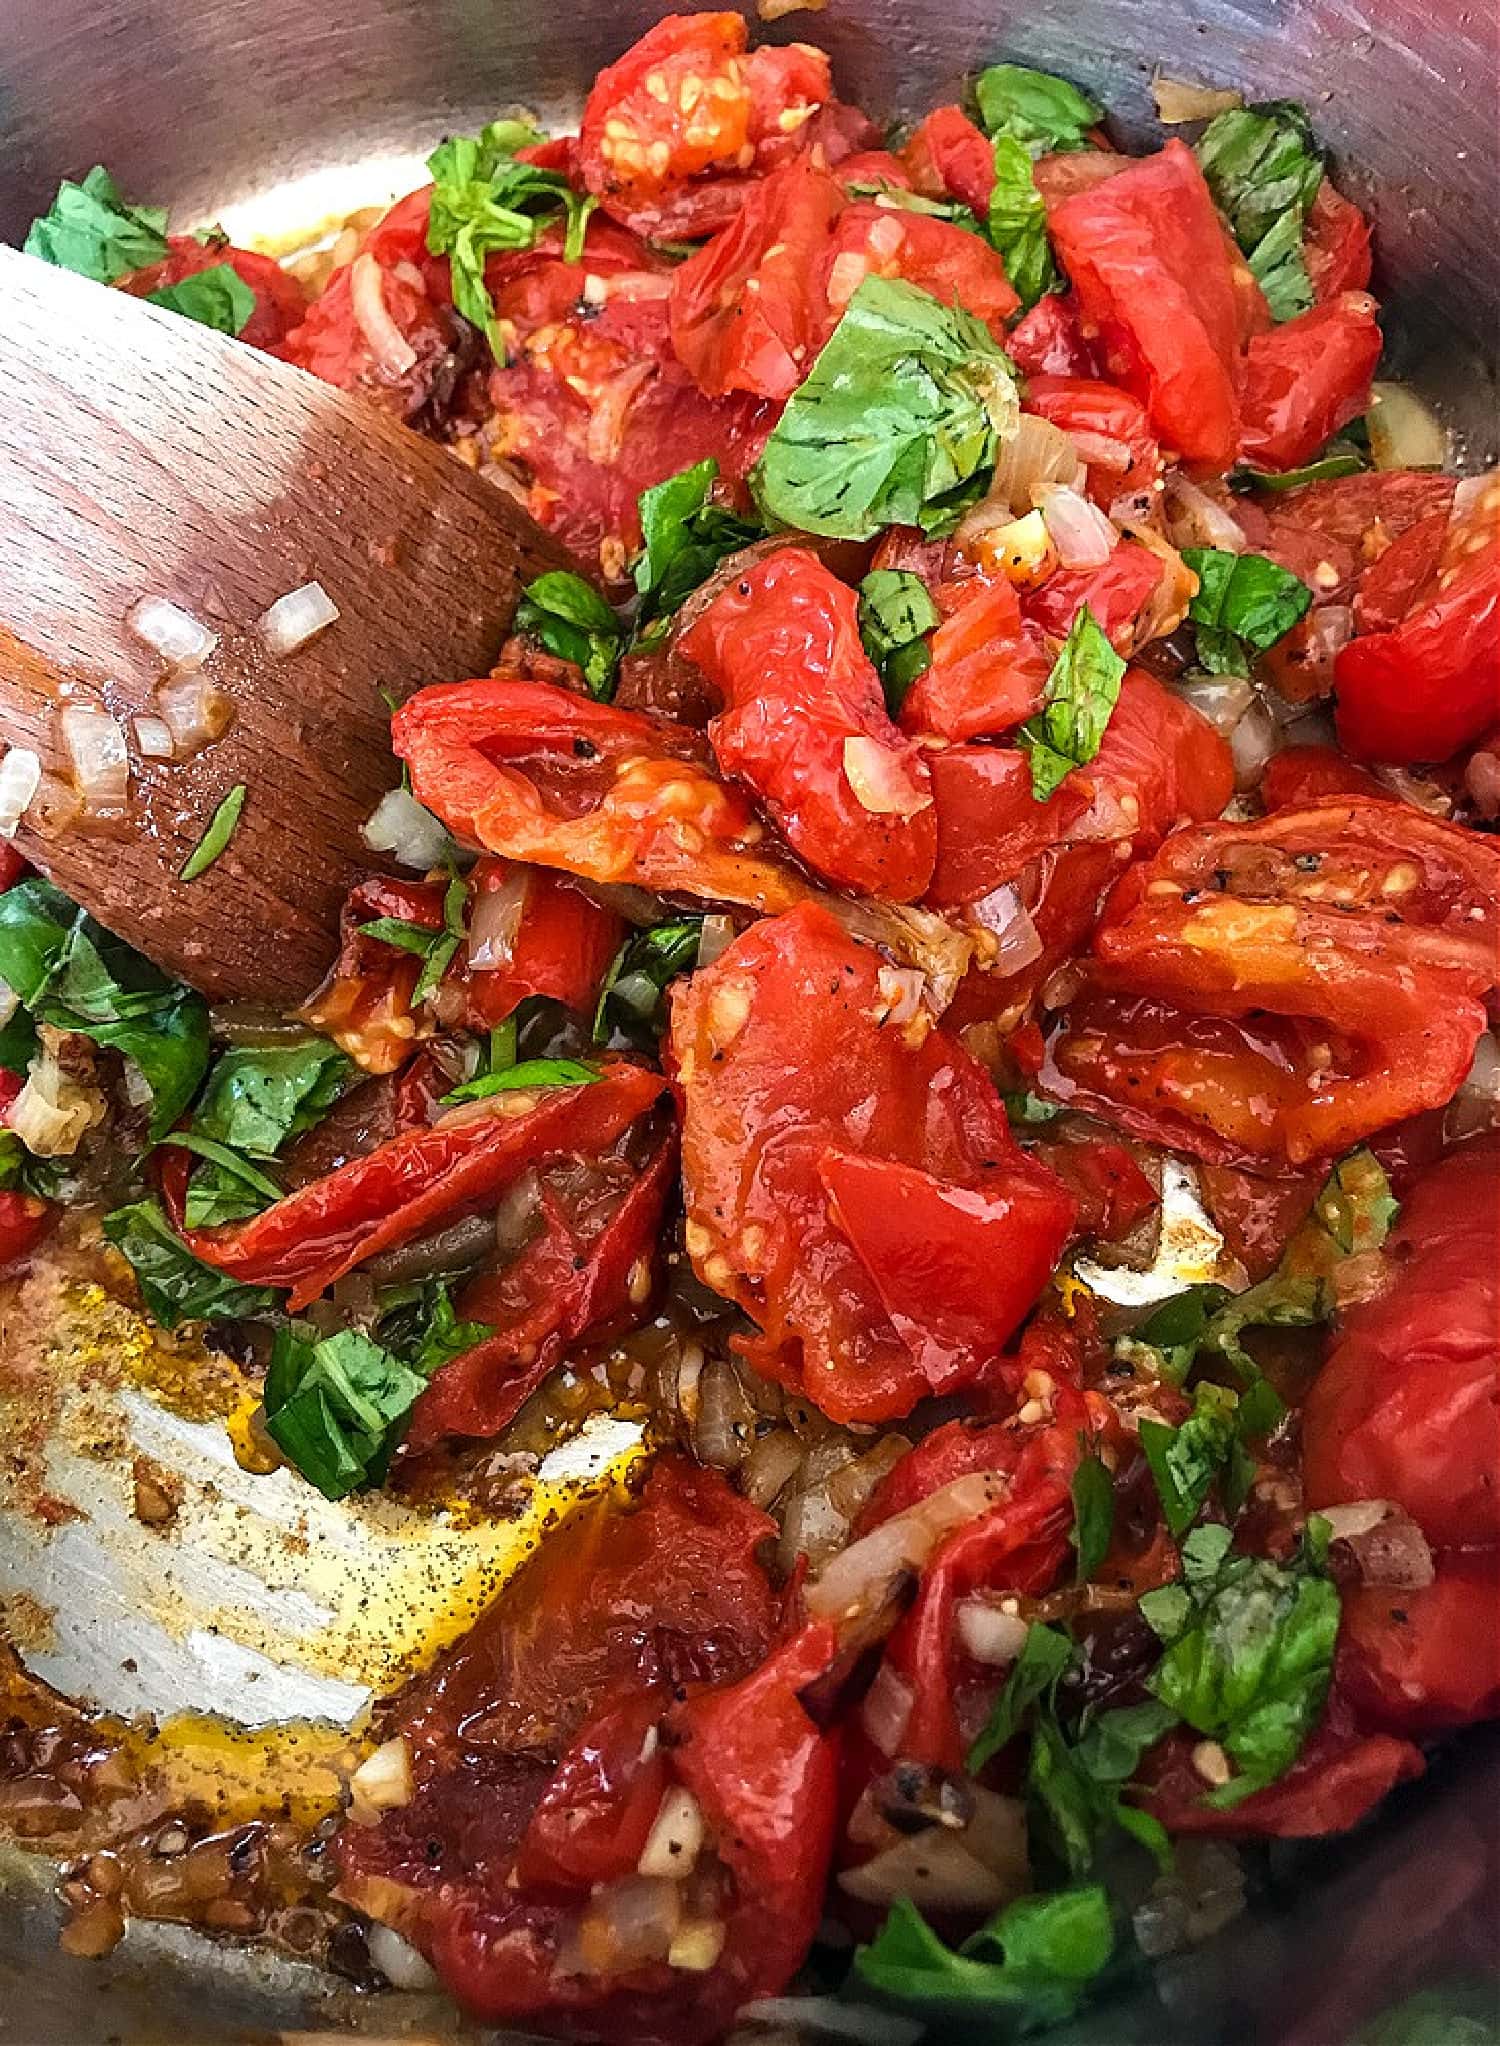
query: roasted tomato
679 548 938 900
819 202 1020 334
1048 141 1247 469
122 235 308 350
898 575 1053 742
1303 1137 1500 1551
1239 292 1382 474
1338 1557 1500 1736
299 873 444 1073
669 904 1075 1423
1335 474 1500 764
1259 744 1383 810
1022 375 1160 502
1303 178 1373 302
1024 545 1165 650
900 104 996 217
276 250 469 424
460 858 624 1030
1006 293 1099 378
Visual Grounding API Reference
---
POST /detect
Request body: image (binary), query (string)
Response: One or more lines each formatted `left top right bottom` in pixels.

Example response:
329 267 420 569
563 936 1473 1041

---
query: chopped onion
8 1051 106 1157
637 1787 705 1880
1367 380 1448 472
59 705 130 817
1322 1501 1434 1588
367 1922 438 1990
0 749 42 838
258 580 340 657
1067 428 1135 475
696 914 735 968
1446 1031 1500 1141
563 1876 682 1976
1152 74 1243 122
824 897 974 1016
739 1999 923 2046
1372 764 1453 817
968 882 1043 974
1173 674 1255 738
1039 484 1118 569
467 865 529 969
875 965 925 1025
347 1737 413 1826
757 0 828 17
1230 699 1281 791
807 1469 1009 1631
1164 474 1247 554
350 252 418 376
955 1599 1031 1667
741 1427 803 1509
693 1355 756 1471
982 413 1083 517
859 1664 915 1758
156 670 234 756
131 715 175 760
127 596 218 669
843 737 931 817
362 785 451 871
839 1829 1014 1913
1319 1499 1395 1542
1452 471 1497 522
0 983 16 1030
1291 603 1356 694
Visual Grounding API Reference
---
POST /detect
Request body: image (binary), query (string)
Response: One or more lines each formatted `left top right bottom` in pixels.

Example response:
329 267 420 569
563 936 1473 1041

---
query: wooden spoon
0 246 576 1007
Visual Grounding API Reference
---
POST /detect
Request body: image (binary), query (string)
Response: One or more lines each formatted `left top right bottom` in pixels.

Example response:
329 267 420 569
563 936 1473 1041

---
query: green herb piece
1232 442 1368 492
0 1132 26 1191
0 878 209 1138
357 868 467 1005
159 1132 282 1227
1196 102 1324 323
1019 604 1127 800
515 570 624 699
102 1198 281 1327
440 1056 599 1104
1141 1520 1340 1807
263 1325 430 1500
24 165 170 283
145 264 256 336
857 568 939 711
370 1276 496 1374
179 783 247 881
1070 1450 1115 1582
160 1133 282 1203
1002 1089 1065 1125
751 275 1020 542
0 1006 38 1078
355 916 439 956
1028 1702 1175 1877
425 120 592 354
987 135 1060 308
1138 1380 1240 1538
190 1038 354 1158
973 64 1103 156
1120 1283 1235 1385
594 918 703 1045
1183 546 1313 674
968 1621 1073 1773
633 460 764 625
853 1886 1114 2028
844 181 983 229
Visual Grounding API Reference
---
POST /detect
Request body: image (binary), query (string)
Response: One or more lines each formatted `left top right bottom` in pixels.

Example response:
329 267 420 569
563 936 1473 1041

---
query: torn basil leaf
1195 102 1324 323
1232 441 1368 492
968 1621 1073 1773
263 1325 430 1500
854 1885 1114 2028
515 570 624 698
177 1036 354 1228
1183 547 1313 673
1019 603 1127 800
1138 1379 1240 1539
146 265 256 336
857 568 939 711
594 919 703 1046
24 165 170 283
987 135 1060 309
634 461 763 625
441 1056 600 1104
1070 1449 1115 1582
102 1198 281 1328
973 64 1103 157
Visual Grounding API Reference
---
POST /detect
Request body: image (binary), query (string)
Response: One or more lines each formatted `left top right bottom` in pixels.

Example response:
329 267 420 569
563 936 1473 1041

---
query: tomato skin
512 1690 668 1891
669 903 1075 1423
1338 1558 1500 1735
0 1190 55 1271
681 549 938 901
1031 1130 1158 1245
298 873 443 1073
122 235 307 350
1304 177 1373 301
1006 293 1099 378
1352 511 1451 636
276 254 463 424
461 859 623 1029
1303 1137 1500 1551
820 203 1020 334
1023 375 1160 501
1196 1161 1317 1280
1049 141 1244 468
1024 544 1164 649
900 105 996 217
899 576 1052 741
1239 292 1382 473
1260 743 1382 810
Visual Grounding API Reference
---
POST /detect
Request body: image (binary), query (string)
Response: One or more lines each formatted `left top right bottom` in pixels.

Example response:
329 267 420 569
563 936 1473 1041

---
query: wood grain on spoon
0 246 575 1006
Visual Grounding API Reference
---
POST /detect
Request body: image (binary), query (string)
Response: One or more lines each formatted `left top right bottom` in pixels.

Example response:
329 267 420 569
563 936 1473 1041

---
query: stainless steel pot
0 2 1497 2040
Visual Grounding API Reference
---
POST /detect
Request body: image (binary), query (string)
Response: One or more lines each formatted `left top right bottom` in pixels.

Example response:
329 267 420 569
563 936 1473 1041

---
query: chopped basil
263 1325 430 1500
987 135 1060 309
358 867 467 1005
374 1279 496 1377
24 165 170 283
1182 547 1313 675
634 461 763 626
425 120 594 353
845 181 983 230
1002 1089 1065 1125
1138 1379 1240 1539
179 783 247 881
159 1131 283 1227
1019 604 1127 801
594 918 703 1046
751 275 1020 542
0 1007 39 1078
973 64 1103 156
1070 1449 1115 1582
0 878 209 1138
1141 1520 1339 1807
515 570 624 699
968 1620 1072 1773
145 264 256 336
854 1885 1114 2028
102 1197 281 1327
857 569 939 711
1195 102 1324 323
175 1036 353 1228
440 1056 600 1104
1232 440 1368 492
1029 1701 1176 1876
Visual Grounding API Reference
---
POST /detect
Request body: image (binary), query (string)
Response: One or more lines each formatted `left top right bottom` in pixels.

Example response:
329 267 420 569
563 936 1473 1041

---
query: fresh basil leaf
440 1056 600 1104
1183 547 1313 668
1002 1089 1065 1125
1144 1525 1341 1807
264 1325 429 1500
857 568 939 712
358 869 466 1006
191 1038 354 1158
968 1621 1073 1773
515 570 624 698
845 181 983 229
1232 441 1368 492
145 264 256 336
1029 1699 1178 1877
1071 1699 1180 1786
24 165 170 283
854 1886 1113 2027
0 1007 38 1077
987 135 1060 309
1139 1379 1240 1539
179 783 248 880
372 1276 495 1373
594 918 703 1046
356 916 439 958
973 64 1103 156
0 878 210 1138
102 1198 281 1328
1196 102 1324 325
1122 1281 1235 1385
752 275 1020 542
162 1132 282 1201
634 460 764 624
1019 603 1126 801
425 121 591 353
1070 1450 1114 1582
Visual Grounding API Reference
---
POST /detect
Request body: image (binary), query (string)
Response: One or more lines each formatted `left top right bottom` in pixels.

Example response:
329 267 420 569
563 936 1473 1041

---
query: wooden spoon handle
0 247 574 1006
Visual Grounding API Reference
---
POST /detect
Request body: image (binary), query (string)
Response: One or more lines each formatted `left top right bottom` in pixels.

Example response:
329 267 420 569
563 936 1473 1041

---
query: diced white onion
562 1875 682 1976
1319 1500 1395 1542
1230 700 1281 791
350 252 418 376
874 965 925 1025
1164 474 1247 554
695 914 735 969
119 1057 155 1109
637 1787 705 1881
1445 1031 1500 1140
60 705 130 816
958 506 1058 590
1453 472 1495 522
968 882 1044 973
955 1599 1031 1667
739 1999 923 2046
0 749 42 839
1367 380 1448 472
859 1664 915 1758
466 866 529 969
366 1922 438 1990
1068 428 1135 475
1302 603 1356 681
156 670 234 756
361 785 452 871
1372 764 1453 817
1151 74 1243 122
839 1830 1013 1913
807 1469 1009 1630
258 580 340 658
983 413 1084 517
347 1737 413 1827
8 1051 106 1157
1040 484 1118 569
827 249 873 309
127 596 218 669
131 715 176 760
1173 674 1255 738
842 737 931 818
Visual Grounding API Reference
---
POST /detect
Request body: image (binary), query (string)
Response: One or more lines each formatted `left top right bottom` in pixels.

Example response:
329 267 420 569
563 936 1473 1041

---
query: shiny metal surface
0 0 1497 2038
